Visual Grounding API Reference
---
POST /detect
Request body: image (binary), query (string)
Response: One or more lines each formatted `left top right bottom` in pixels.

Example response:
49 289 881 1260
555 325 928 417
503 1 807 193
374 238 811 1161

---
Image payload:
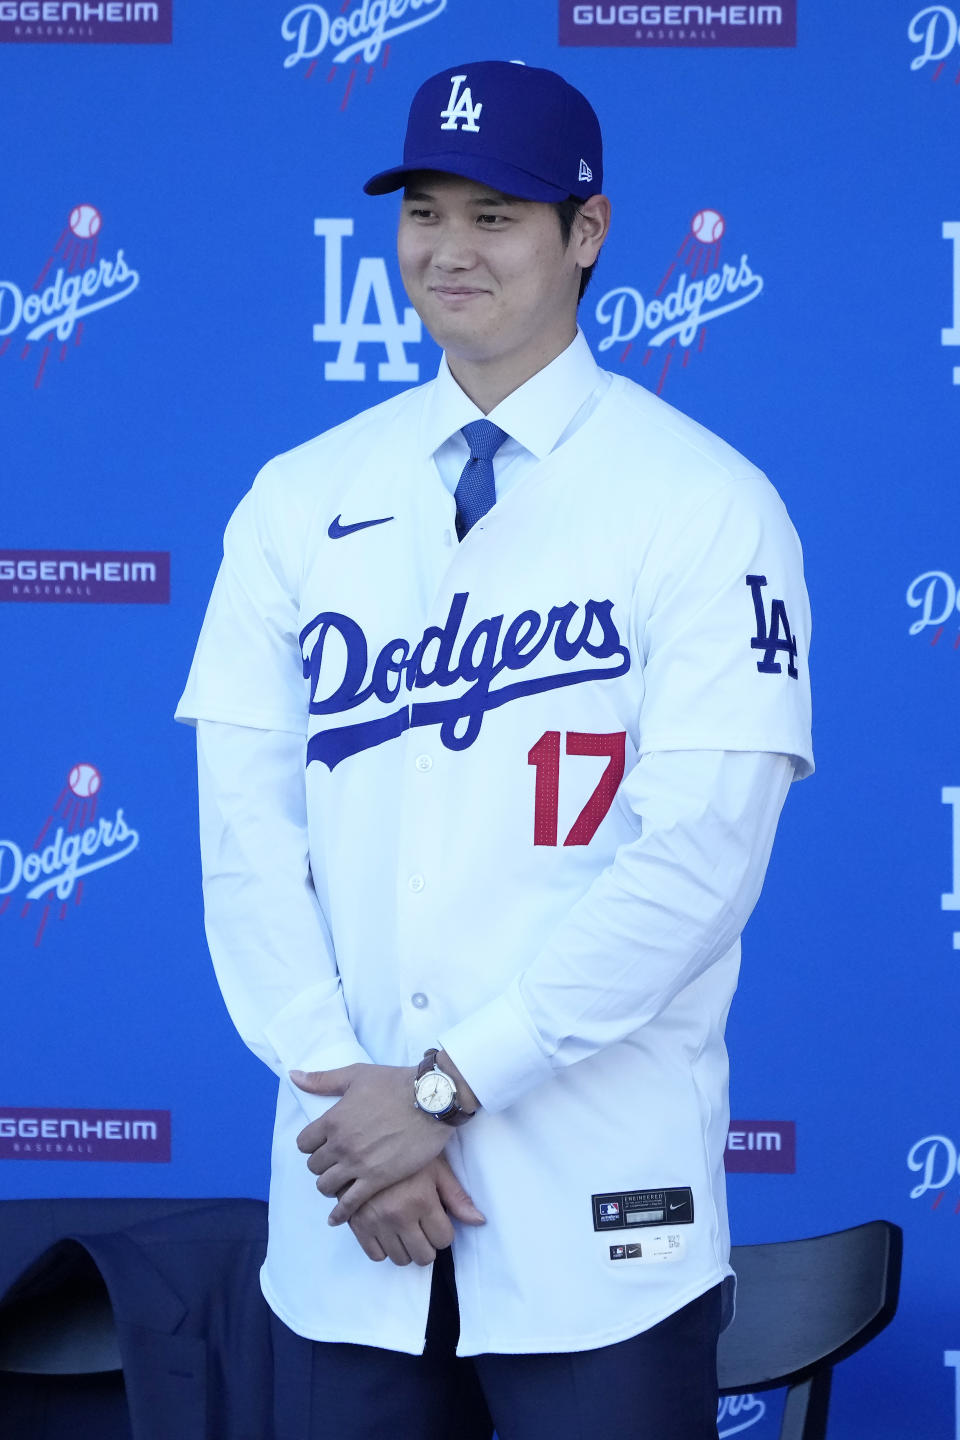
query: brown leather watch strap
416 1048 441 1082
416 1048 476 1126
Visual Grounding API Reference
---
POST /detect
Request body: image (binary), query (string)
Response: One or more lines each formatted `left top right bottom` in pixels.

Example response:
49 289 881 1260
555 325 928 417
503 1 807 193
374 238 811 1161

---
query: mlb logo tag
440 74 482 132
609 1245 626 1260
599 1201 621 1222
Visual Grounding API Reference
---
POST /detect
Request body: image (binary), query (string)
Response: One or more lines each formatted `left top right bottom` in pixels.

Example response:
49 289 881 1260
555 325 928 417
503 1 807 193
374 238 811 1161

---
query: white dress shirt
429 329 612 502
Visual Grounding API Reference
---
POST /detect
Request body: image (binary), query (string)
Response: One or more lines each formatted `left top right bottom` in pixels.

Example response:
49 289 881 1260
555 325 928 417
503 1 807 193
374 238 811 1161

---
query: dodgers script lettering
908 6 960 70
0 810 139 903
595 255 763 353
282 0 446 69
0 252 139 344
906 1134 960 1198
298 591 631 769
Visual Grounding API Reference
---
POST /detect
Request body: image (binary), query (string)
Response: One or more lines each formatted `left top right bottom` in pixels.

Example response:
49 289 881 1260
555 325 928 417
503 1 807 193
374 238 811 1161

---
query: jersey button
415 755 433 772
410 992 429 1010
408 874 425 893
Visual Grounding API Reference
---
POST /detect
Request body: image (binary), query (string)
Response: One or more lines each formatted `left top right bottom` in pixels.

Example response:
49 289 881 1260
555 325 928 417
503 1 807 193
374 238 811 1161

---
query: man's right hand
347 1154 485 1266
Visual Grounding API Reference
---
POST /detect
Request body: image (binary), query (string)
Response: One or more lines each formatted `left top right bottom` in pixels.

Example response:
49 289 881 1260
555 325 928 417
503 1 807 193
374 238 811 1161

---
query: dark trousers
272 1249 721 1440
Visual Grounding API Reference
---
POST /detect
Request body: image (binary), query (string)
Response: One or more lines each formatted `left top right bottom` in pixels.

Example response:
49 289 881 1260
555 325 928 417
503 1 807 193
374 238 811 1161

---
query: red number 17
527 731 627 847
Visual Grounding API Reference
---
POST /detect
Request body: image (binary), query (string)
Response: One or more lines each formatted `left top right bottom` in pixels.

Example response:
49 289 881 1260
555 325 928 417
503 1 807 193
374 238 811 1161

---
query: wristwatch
413 1048 476 1127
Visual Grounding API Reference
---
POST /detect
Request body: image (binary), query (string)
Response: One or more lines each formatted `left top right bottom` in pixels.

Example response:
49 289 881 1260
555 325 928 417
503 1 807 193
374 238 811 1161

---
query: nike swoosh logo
668 1202 686 1211
328 514 394 539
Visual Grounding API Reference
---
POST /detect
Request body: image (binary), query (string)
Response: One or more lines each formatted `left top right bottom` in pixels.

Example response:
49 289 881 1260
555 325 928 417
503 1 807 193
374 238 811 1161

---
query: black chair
718 1220 903 1440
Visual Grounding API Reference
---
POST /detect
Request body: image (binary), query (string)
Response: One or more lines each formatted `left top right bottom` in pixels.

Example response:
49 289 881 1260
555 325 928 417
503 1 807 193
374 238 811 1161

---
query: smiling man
395 173 607 411
177 60 812 1440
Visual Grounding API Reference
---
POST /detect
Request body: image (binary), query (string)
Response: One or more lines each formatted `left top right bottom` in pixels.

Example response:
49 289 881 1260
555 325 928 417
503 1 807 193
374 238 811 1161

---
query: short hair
554 197 597 303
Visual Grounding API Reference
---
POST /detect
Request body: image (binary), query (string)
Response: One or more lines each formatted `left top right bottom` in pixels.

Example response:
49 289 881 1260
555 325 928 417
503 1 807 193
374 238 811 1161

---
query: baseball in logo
281 0 448 110
593 209 763 394
0 205 140 388
0 764 140 947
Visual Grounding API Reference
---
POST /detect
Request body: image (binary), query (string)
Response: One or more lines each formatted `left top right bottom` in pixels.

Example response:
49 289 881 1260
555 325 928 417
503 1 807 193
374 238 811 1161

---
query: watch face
416 1070 456 1115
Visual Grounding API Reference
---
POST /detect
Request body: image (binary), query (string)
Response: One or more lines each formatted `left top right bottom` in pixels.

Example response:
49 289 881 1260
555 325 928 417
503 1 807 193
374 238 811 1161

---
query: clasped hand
292 1062 452 1226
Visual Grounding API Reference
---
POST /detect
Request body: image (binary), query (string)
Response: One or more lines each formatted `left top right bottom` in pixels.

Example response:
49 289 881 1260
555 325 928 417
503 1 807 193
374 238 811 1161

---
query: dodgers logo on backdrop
300 590 631 769
313 218 421 381
592 209 763 395
717 1395 767 1438
907 1134 960 1209
906 570 960 645
908 6 960 82
0 1 171 43
0 205 140 388
0 764 140 948
558 2 796 49
281 0 447 109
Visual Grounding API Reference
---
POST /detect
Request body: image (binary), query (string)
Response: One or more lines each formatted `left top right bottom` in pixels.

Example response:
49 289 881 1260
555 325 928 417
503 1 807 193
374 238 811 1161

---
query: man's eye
477 213 506 226
408 207 434 220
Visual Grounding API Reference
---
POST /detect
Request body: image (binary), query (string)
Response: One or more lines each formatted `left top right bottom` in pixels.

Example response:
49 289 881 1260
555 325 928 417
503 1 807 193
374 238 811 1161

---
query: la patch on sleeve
746 575 798 678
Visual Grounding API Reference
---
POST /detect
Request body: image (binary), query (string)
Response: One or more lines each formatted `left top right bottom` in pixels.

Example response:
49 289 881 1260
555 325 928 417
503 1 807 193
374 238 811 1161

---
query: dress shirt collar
420 329 603 463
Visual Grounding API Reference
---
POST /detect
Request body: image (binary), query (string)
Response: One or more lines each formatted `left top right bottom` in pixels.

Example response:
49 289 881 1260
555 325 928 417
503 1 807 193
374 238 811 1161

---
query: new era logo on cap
579 159 593 182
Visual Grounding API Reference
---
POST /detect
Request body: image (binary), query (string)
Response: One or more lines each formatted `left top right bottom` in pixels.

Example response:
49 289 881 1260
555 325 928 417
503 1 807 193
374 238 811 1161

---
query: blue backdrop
2 4 958 1437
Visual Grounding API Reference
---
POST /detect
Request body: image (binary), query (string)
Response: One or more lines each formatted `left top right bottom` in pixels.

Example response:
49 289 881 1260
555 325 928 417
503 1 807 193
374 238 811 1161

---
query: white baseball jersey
176 333 813 1356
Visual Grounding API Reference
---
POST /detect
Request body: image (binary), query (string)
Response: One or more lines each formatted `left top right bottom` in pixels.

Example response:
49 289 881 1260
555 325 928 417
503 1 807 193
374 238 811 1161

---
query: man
176 59 812 1440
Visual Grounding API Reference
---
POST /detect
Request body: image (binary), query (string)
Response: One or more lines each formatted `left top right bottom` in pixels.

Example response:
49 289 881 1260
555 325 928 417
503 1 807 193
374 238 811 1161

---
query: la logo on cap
440 74 482 133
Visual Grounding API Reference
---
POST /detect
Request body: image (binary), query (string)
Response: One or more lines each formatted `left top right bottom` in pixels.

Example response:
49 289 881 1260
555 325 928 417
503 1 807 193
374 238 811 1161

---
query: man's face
396 172 582 374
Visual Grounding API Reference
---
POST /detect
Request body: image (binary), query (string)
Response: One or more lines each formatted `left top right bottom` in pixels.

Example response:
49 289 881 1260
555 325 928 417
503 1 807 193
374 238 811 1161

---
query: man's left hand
292 1063 449 1225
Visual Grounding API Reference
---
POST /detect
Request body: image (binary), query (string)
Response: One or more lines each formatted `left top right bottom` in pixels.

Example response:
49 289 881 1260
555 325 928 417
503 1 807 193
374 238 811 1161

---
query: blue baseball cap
364 60 603 203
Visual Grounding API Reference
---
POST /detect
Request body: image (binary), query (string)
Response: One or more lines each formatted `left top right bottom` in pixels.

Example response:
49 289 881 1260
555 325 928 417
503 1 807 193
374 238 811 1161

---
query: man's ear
575 195 611 267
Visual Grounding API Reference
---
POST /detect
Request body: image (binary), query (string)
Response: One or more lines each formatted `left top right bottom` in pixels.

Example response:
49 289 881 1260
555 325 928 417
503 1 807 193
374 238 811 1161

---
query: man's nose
430 221 477 270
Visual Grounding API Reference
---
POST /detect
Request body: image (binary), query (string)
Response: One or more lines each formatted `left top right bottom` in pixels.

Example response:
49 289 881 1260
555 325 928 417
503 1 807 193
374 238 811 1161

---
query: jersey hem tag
592 1187 694 1231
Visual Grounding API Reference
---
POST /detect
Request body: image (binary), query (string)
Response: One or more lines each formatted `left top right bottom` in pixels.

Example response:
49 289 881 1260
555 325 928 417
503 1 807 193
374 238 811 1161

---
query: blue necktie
454 419 509 539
